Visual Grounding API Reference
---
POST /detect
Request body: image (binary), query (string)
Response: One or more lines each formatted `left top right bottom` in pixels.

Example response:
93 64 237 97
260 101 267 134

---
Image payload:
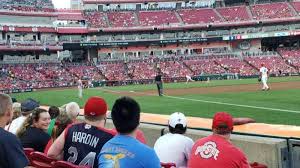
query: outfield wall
105 120 289 168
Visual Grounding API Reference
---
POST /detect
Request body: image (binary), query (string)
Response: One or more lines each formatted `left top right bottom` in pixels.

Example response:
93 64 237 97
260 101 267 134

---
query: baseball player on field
186 74 195 84
259 63 270 91
78 79 83 98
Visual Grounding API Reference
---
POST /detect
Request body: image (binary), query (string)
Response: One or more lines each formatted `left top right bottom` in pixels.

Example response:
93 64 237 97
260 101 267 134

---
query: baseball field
10 76 300 126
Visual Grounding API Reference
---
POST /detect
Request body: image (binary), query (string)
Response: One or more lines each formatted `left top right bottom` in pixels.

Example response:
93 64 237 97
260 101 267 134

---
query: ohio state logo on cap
195 141 220 160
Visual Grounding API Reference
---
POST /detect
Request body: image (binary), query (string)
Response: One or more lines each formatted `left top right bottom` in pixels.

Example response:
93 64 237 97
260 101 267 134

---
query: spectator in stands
48 96 115 168
6 98 39 134
98 96 161 168
12 102 21 120
0 93 29 168
65 102 80 122
48 106 60 120
44 111 72 154
47 106 60 135
16 108 51 152
154 112 194 168
188 112 250 168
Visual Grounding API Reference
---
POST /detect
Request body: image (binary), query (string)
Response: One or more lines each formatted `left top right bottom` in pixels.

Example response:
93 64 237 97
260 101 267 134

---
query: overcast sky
52 0 70 9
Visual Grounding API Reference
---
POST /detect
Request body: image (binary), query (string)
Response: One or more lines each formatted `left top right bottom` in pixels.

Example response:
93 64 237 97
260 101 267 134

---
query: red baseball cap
84 96 108 116
212 112 233 131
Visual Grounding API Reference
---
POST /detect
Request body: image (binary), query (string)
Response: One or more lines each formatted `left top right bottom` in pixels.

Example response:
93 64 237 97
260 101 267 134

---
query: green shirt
47 119 56 135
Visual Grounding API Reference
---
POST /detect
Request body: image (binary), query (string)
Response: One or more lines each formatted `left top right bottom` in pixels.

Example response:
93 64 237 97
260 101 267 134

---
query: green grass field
11 77 300 126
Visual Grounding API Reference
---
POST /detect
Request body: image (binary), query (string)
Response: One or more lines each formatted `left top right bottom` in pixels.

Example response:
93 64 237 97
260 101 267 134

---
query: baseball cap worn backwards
169 112 187 128
212 112 233 131
21 98 39 113
84 96 108 116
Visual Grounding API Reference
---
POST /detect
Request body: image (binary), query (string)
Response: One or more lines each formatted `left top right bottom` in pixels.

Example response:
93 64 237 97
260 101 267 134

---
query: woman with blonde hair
12 102 21 120
16 108 51 152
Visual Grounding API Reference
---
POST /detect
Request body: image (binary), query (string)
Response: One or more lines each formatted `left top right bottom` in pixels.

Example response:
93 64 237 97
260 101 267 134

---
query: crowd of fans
278 48 300 69
108 11 138 27
0 63 102 91
1 53 299 91
0 0 54 12
244 55 298 75
0 92 268 167
251 2 293 20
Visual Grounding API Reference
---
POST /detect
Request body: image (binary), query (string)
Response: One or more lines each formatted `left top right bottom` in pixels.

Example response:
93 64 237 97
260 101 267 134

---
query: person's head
51 112 72 140
168 112 187 134
111 96 140 134
212 112 233 136
48 106 60 120
12 102 21 120
0 93 13 126
65 102 80 121
21 98 39 116
84 96 107 123
16 108 51 138
261 63 265 67
11 97 17 103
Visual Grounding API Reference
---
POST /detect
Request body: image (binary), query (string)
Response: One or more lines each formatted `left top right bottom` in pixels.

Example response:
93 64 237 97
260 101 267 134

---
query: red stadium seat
23 148 35 165
52 161 90 168
161 162 176 168
30 152 56 168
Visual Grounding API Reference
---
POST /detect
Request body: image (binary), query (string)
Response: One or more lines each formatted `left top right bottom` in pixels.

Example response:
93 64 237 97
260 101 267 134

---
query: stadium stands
84 11 108 28
245 55 298 74
99 62 129 81
217 6 251 22
139 10 179 26
215 57 256 76
178 8 221 24
292 1 300 14
107 11 138 27
158 60 192 78
278 48 300 69
251 2 294 20
183 57 226 75
127 60 157 80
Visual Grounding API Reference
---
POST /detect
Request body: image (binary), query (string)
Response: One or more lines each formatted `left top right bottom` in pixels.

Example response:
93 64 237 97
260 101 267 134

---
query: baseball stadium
1 0 300 167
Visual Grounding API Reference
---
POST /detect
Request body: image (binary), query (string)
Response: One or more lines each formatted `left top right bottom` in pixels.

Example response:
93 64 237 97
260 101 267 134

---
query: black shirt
19 127 51 152
155 74 162 82
0 127 29 168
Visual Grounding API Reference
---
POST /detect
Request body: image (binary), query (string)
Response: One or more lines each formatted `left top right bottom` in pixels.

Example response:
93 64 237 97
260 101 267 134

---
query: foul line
97 88 300 114
164 95 300 114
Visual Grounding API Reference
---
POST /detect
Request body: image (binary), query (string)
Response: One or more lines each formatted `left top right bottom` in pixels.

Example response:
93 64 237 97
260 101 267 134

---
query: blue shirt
0 127 29 168
98 135 161 168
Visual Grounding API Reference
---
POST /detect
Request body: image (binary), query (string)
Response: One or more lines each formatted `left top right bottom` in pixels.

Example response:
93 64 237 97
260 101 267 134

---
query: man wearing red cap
48 96 115 168
188 112 250 168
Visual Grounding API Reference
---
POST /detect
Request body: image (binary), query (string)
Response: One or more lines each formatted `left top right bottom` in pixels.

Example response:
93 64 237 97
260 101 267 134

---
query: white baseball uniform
78 79 83 98
186 75 194 84
259 66 269 90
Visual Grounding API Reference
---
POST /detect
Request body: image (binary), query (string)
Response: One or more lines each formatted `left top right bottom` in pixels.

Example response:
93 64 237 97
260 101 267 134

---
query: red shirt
188 135 250 168
110 128 147 144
